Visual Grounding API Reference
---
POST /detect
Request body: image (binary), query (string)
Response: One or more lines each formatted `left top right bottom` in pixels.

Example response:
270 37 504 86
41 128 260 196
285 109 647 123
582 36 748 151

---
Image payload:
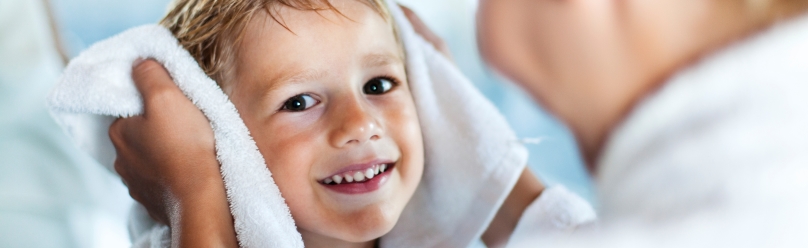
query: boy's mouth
318 162 396 194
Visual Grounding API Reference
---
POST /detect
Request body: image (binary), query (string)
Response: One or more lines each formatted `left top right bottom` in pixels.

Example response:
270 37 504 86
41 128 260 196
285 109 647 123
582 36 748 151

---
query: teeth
365 168 375 179
326 164 391 185
354 171 365 182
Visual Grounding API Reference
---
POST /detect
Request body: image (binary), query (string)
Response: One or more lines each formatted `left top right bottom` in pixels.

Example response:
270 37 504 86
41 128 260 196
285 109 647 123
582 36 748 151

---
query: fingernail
133 58 145 68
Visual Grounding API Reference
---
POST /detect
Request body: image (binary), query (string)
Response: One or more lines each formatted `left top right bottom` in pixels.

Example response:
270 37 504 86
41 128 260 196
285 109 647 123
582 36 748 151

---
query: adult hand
399 5 454 61
109 59 237 247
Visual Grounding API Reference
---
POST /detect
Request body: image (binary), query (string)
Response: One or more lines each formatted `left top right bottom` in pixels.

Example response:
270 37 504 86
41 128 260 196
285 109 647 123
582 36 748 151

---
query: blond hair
160 0 393 83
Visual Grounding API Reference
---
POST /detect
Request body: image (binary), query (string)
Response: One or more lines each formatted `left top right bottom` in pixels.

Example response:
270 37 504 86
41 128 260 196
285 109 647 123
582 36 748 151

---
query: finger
399 5 428 36
113 159 129 187
146 210 167 225
108 117 142 164
132 59 175 99
398 5 453 60
110 114 149 149
110 119 132 188
108 118 124 147
131 60 185 115
127 187 143 205
399 5 435 41
113 158 126 178
133 57 145 67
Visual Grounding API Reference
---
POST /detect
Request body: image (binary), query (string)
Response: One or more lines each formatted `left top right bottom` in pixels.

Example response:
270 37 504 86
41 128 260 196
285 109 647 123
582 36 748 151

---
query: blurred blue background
2 0 594 247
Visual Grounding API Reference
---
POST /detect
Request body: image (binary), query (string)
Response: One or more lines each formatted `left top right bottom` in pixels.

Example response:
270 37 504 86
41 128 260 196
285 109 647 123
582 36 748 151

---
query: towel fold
48 1 528 247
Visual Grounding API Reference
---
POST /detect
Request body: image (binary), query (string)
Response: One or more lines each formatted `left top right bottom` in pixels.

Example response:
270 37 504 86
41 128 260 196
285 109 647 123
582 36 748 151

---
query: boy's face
225 0 424 244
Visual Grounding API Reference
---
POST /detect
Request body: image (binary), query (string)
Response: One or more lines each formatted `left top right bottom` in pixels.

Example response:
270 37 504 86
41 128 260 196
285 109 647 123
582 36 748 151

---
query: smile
319 162 395 194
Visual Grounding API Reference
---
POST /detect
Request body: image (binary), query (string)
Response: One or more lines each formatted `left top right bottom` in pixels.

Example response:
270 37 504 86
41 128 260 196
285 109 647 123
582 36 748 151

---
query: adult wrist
482 168 545 247
169 178 238 248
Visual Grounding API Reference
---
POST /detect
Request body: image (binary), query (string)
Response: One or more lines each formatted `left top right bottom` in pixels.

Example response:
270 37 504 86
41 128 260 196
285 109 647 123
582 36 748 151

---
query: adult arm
109 60 238 248
482 168 546 247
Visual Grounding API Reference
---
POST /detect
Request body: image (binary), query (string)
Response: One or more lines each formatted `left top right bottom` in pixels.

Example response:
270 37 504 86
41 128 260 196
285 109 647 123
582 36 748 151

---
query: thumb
131 59 185 115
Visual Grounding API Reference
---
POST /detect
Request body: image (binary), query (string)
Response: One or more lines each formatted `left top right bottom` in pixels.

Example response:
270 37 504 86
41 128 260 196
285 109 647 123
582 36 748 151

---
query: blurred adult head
476 0 808 167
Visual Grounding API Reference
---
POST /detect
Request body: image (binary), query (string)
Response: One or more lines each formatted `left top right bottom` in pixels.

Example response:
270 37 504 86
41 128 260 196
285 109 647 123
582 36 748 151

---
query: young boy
156 0 421 246
110 0 554 247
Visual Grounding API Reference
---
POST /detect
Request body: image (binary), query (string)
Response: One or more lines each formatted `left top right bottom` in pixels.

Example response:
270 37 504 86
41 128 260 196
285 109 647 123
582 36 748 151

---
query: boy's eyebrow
267 69 328 92
285 69 328 84
362 53 403 68
265 53 402 92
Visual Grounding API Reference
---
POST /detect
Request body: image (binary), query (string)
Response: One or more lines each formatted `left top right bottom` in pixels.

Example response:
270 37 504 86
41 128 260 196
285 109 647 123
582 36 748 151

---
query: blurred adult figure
476 0 808 246
0 0 131 247
108 0 808 247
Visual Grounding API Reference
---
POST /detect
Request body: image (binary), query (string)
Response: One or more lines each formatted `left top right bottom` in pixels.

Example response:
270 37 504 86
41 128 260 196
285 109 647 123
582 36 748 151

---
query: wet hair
160 0 394 83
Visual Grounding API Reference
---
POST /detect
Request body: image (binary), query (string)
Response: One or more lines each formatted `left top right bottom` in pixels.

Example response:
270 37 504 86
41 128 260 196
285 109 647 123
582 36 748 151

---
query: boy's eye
363 77 395 95
282 94 318 112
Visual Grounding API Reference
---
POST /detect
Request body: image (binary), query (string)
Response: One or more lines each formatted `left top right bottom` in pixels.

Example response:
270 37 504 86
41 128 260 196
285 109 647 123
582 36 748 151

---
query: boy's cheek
254 126 323 202
389 100 425 191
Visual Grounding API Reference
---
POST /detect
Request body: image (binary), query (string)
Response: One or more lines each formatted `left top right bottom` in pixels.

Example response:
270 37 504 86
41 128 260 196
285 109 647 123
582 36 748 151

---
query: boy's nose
328 100 383 148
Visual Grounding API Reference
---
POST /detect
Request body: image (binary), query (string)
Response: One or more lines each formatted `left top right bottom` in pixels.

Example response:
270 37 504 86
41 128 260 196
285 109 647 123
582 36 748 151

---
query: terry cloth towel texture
48 1 529 247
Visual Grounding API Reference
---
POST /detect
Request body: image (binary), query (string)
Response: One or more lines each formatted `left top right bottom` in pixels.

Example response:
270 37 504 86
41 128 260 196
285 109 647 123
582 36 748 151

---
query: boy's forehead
232 1 402 88
240 1 394 46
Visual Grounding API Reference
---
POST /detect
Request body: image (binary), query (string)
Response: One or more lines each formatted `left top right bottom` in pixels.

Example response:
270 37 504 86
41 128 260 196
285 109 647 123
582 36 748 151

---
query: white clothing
0 0 132 247
509 12 808 247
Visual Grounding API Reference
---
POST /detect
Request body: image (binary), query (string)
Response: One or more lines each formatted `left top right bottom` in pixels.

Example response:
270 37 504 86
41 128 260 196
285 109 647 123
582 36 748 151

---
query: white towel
47 1 528 247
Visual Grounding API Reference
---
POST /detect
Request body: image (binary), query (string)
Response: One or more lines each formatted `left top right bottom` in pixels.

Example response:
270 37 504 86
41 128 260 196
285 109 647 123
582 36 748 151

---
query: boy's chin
297 213 395 246
324 204 402 243
334 215 398 243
